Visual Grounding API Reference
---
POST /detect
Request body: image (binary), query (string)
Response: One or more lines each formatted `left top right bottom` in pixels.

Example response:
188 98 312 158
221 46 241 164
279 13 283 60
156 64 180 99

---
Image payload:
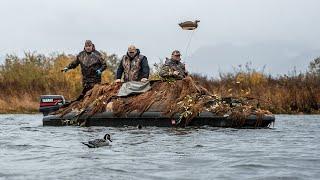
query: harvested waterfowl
82 133 112 148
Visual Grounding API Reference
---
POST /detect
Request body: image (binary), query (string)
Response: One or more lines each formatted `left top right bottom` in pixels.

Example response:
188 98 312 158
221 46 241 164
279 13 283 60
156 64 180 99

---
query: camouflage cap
171 50 181 55
85 40 93 46
128 45 137 53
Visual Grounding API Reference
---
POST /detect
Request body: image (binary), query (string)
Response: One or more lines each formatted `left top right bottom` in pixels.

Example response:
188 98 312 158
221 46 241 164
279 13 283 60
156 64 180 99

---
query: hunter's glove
96 69 102 76
62 67 69 72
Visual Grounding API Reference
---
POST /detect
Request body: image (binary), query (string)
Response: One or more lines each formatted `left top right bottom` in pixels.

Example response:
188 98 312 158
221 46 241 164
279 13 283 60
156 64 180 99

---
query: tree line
0 52 319 113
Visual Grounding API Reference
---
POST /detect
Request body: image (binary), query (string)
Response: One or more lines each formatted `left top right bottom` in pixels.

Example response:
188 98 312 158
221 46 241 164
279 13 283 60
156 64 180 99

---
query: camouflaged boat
40 79 275 128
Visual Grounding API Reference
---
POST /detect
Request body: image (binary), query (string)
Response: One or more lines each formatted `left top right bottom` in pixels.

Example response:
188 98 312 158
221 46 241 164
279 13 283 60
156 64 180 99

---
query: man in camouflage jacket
115 45 150 83
63 40 107 100
159 50 188 79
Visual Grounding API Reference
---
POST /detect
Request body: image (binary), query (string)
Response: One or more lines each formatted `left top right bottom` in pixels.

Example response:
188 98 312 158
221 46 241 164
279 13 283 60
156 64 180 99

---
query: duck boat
40 79 275 128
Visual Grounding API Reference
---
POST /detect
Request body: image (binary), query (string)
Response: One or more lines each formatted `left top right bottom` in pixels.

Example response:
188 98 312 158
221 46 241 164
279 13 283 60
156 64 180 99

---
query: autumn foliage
0 53 319 114
192 61 320 114
0 52 118 113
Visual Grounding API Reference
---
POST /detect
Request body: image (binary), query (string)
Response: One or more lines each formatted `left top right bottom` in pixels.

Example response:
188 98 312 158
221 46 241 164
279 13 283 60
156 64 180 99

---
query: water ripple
0 114 319 179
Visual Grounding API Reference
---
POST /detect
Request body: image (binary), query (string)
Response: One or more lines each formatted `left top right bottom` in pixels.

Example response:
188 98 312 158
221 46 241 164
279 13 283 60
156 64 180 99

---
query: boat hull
43 112 275 128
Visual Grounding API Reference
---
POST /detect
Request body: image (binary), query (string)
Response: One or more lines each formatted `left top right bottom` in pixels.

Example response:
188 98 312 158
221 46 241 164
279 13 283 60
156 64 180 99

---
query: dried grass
54 77 271 126
0 94 38 113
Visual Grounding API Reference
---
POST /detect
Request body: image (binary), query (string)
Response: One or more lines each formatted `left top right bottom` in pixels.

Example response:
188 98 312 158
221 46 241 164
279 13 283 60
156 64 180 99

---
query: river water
0 114 319 180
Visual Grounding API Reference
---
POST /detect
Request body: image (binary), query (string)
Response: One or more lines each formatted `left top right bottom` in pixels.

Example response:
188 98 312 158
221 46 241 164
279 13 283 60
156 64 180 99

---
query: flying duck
82 133 112 148
179 20 200 30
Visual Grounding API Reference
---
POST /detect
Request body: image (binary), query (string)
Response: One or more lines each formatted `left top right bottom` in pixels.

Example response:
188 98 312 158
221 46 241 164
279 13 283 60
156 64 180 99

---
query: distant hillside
188 42 320 77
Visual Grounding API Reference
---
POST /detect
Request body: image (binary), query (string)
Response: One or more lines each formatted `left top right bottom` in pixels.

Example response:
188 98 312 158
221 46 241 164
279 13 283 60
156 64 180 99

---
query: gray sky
1 0 320 75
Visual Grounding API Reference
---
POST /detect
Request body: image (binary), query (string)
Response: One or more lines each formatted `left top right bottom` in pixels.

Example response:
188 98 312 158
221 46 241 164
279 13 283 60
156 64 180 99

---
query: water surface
0 114 319 180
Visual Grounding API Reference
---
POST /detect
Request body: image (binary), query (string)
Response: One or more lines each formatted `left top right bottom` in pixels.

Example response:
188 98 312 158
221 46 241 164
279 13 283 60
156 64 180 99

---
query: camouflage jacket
67 50 106 87
159 58 188 79
116 50 150 82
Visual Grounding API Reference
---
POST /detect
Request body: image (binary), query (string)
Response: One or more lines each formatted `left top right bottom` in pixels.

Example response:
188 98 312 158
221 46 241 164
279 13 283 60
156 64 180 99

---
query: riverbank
0 96 38 114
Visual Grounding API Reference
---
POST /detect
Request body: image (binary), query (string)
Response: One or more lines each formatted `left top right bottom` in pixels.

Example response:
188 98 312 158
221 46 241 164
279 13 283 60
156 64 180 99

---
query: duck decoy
179 20 200 30
82 133 112 148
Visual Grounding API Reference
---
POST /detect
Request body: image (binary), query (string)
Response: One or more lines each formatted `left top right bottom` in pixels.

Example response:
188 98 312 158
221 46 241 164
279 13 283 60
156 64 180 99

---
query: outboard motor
39 95 66 116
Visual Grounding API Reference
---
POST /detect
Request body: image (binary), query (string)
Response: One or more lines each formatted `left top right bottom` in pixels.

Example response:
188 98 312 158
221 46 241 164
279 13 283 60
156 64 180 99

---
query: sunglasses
174 54 181 57
128 51 135 54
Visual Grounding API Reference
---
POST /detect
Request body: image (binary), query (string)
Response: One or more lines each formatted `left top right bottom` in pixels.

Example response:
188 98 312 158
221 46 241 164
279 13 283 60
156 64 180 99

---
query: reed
192 61 320 114
0 53 319 114
0 52 118 113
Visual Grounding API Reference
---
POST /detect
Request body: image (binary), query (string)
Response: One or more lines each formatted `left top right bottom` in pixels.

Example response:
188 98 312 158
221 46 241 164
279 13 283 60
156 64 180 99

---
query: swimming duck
179 20 200 30
82 133 112 148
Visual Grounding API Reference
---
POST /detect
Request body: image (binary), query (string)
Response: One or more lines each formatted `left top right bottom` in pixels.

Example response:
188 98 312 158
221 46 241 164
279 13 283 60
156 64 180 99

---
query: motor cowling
39 95 66 116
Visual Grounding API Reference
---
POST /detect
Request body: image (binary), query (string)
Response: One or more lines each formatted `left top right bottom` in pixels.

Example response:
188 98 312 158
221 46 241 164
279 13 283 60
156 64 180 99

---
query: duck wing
82 142 97 148
179 21 193 27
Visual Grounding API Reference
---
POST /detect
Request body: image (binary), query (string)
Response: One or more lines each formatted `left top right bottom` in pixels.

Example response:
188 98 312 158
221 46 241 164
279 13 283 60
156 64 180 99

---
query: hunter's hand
141 78 148 83
115 79 121 83
96 69 102 76
173 71 179 76
61 67 69 73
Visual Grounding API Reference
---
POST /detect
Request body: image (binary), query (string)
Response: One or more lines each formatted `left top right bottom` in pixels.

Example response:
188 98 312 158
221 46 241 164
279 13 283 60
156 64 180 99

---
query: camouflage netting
53 77 272 126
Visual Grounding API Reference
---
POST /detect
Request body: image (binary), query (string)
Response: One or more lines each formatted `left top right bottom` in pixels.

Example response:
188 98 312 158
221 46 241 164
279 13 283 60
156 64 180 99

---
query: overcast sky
1 0 320 74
